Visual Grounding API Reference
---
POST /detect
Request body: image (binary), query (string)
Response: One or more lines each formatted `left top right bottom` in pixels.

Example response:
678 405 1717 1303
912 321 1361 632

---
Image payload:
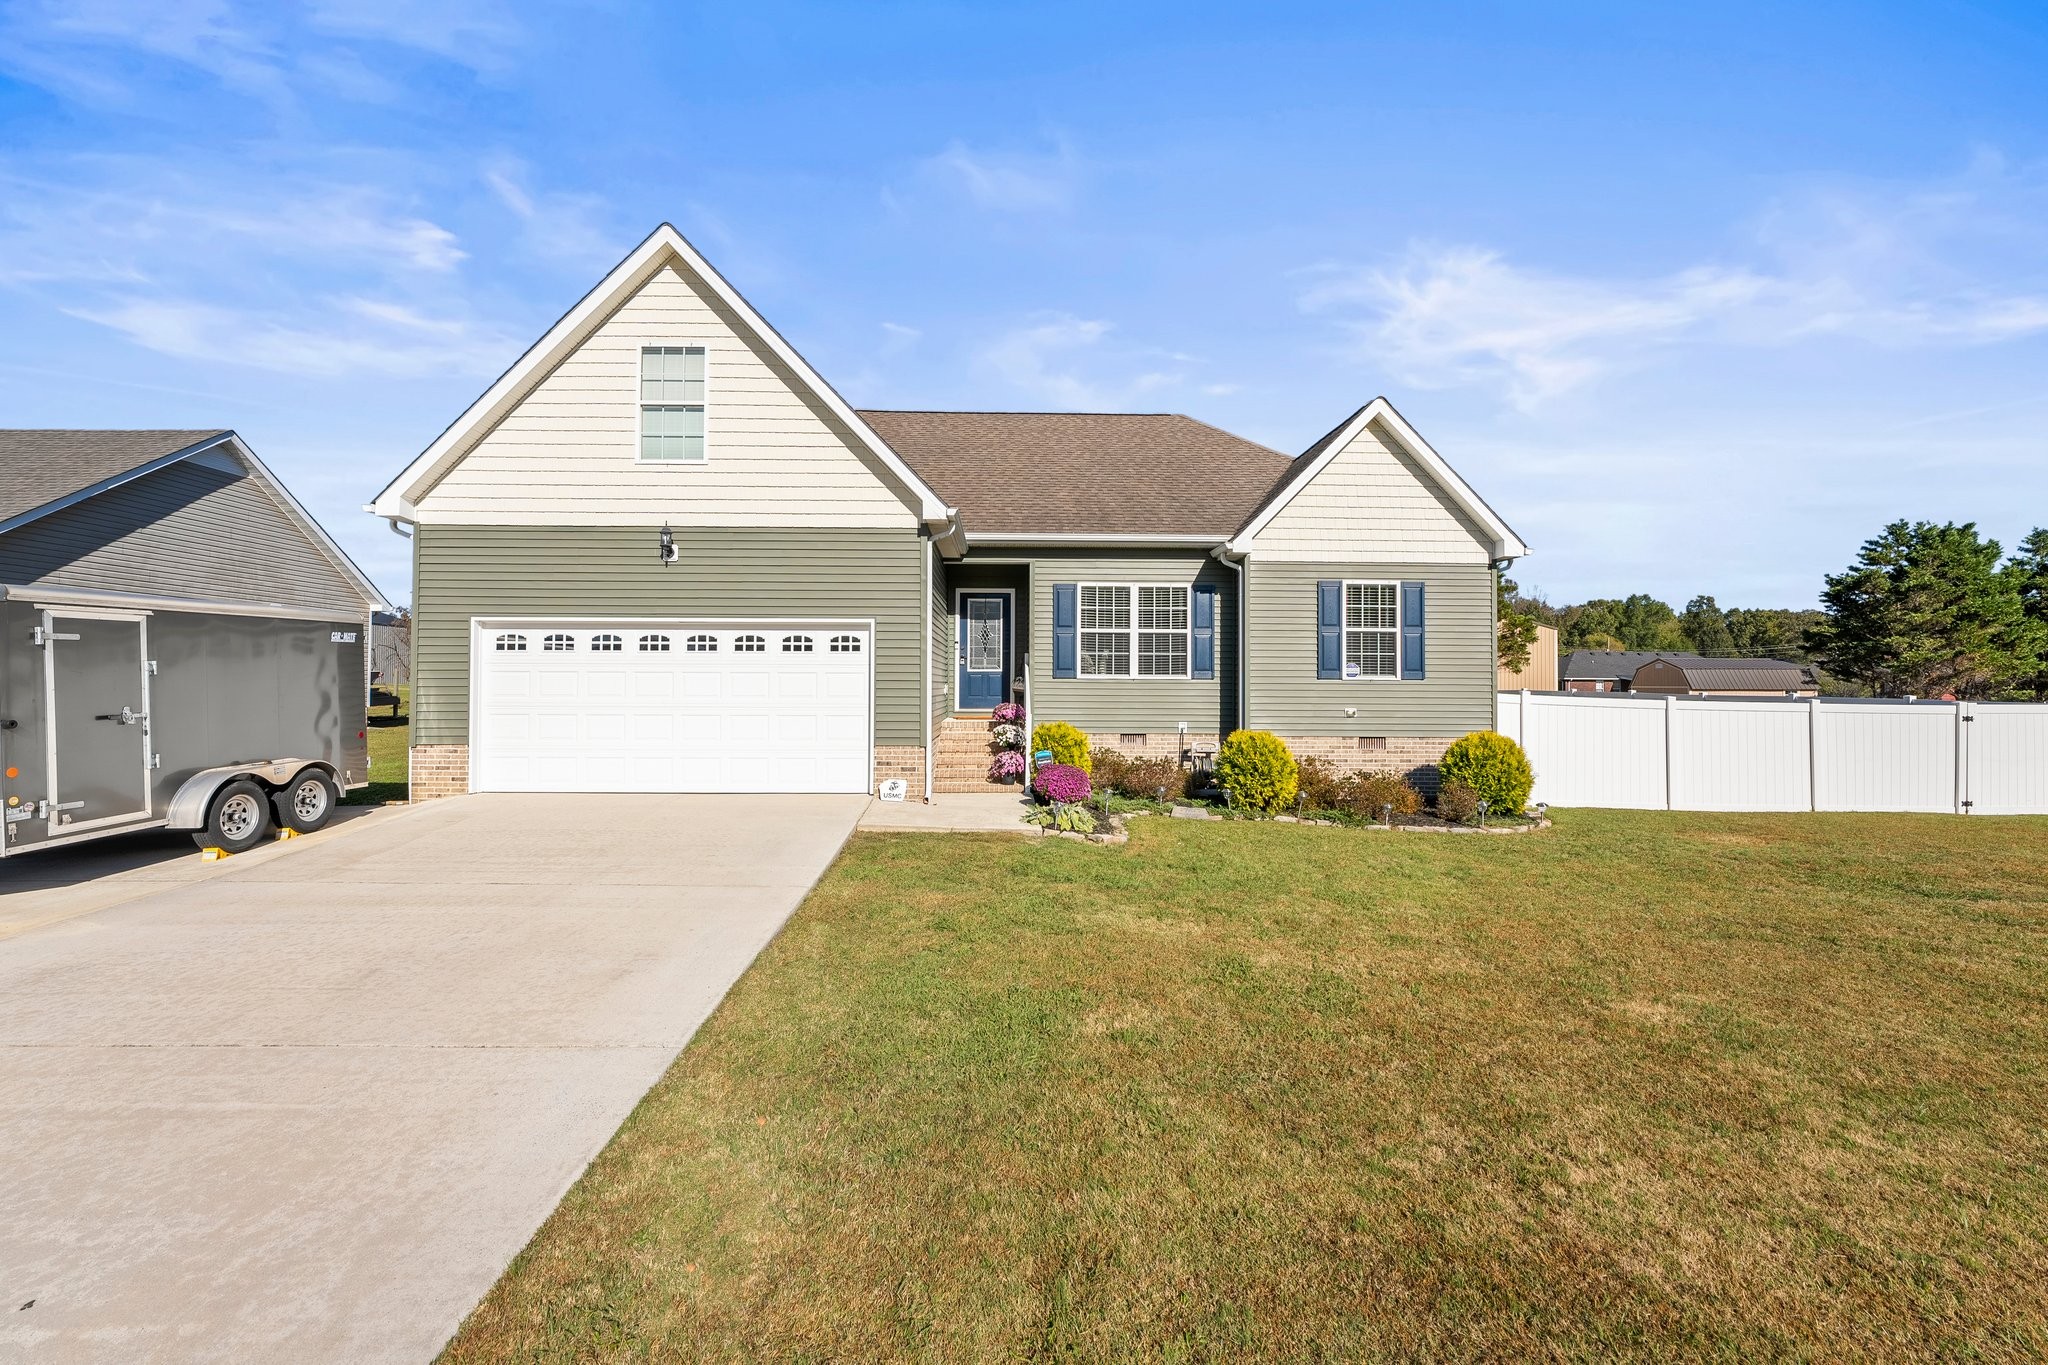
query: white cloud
484 157 615 268
305 0 522 72
978 314 1186 409
1305 160 2048 410
0 0 521 112
918 139 1080 212
70 296 511 376
0 154 506 377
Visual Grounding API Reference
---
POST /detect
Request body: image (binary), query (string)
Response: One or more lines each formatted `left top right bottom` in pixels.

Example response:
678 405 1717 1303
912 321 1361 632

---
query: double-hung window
1344 581 1399 679
640 346 706 462
1078 584 1190 678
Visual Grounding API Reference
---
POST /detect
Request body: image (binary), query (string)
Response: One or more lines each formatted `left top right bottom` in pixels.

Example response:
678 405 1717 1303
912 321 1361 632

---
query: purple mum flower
1033 762 1092 804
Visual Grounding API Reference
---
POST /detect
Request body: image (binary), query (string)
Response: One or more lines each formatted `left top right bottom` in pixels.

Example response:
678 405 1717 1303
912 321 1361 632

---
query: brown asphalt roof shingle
0 429 229 526
858 410 1295 538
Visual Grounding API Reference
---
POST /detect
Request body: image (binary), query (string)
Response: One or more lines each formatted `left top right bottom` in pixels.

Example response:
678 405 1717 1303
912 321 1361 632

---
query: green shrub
1295 756 1348 812
1437 730 1534 814
1031 720 1091 774
1436 779 1482 824
1214 730 1298 815
1027 804 1097 834
1344 771 1422 820
1090 747 1131 794
1121 755 1188 801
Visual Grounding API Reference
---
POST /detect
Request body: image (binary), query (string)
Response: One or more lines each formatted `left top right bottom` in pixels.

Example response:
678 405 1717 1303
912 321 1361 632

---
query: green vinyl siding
1245 559 1496 736
929 546 949 725
1018 548 1236 735
413 524 925 746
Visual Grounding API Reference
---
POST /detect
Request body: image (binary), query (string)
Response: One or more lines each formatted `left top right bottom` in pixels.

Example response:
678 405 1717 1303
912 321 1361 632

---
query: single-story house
1628 656 1818 697
1562 650 1817 696
369 225 1527 800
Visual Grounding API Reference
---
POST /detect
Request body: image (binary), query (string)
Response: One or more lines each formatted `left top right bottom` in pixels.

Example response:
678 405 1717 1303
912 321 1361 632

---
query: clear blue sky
3 1 2045 609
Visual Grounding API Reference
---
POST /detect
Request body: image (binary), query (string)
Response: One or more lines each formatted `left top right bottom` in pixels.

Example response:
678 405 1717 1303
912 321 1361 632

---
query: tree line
1498 521 2048 701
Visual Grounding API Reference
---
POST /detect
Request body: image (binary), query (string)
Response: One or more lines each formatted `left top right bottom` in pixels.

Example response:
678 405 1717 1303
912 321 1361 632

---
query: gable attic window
640 346 706 462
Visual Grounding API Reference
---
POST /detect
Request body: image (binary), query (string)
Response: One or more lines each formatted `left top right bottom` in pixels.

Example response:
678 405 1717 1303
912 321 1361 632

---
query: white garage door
471 622 872 793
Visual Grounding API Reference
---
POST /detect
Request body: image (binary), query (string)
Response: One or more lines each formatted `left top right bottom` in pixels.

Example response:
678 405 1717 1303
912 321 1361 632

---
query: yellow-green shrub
1437 731 1534 813
1214 730 1298 815
1030 720 1091 774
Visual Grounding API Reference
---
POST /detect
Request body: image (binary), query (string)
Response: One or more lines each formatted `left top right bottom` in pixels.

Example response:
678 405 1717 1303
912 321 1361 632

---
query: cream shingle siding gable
1243 415 1492 565
412 261 919 528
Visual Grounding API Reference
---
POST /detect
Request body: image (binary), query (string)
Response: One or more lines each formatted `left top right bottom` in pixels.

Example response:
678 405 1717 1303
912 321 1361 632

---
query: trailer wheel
196 779 273 853
273 770 338 834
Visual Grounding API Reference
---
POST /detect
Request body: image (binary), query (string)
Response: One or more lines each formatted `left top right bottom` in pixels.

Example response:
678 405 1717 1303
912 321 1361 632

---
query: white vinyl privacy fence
1496 691 2048 814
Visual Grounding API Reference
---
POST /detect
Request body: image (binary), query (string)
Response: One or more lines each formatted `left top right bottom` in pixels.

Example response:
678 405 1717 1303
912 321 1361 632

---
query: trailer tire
196 779 273 853
273 769 338 834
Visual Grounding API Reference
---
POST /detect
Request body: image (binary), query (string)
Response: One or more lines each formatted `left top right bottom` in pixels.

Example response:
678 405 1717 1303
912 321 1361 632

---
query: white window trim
636 343 710 465
1342 579 1401 683
1075 581 1192 681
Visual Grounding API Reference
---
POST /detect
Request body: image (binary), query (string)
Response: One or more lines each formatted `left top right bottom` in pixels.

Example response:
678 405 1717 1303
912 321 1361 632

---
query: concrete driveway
0 793 867 1363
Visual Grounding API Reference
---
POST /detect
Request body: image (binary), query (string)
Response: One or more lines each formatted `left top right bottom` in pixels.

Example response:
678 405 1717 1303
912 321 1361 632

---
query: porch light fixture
658 523 677 564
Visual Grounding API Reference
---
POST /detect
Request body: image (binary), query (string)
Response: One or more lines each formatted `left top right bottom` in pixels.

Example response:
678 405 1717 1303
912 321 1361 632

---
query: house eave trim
964 533 1226 548
1228 397 1530 562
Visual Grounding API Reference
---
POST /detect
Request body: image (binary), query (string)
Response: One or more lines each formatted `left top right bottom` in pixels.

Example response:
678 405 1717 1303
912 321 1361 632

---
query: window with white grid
640 346 706 462
1079 583 1189 678
1344 581 1399 679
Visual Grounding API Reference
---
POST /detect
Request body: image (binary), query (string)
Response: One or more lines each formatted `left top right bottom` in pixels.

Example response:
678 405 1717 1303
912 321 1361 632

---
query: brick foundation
410 742 926 801
409 744 470 800
1280 735 1459 793
1086 732 1222 762
873 745 927 801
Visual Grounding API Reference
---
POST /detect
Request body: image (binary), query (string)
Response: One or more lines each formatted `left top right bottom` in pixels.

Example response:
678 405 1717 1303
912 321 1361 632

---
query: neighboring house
1562 650 1816 696
1628 656 1818 697
1497 621 1558 690
369 225 1527 800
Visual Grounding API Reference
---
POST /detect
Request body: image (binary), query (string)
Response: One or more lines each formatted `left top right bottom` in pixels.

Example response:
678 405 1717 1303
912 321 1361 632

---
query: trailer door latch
93 708 147 725
30 628 80 646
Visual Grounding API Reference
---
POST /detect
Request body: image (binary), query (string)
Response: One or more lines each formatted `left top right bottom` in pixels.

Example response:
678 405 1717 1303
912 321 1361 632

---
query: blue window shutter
1401 580 1426 679
1316 580 1342 680
1053 583 1077 678
1190 583 1216 680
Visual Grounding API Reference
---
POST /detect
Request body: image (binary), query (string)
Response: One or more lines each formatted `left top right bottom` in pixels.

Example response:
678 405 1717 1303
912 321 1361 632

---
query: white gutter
965 532 1225 548
923 537 935 803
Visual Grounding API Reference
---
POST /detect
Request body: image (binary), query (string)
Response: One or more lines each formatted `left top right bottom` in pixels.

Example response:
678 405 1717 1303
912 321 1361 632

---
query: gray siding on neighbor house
1015 548 1237 735
1245 558 1496 736
413 524 926 747
0 459 366 617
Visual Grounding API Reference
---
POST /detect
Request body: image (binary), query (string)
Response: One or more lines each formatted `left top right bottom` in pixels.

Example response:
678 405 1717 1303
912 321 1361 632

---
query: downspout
1211 545 1247 733
923 535 935 804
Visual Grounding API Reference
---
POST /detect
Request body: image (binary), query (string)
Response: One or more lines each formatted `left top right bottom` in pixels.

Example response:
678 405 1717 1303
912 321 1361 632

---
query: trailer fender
166 760 340 831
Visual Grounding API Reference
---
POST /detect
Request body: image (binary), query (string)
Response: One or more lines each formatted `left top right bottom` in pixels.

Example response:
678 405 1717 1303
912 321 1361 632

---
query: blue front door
957 593 1011 711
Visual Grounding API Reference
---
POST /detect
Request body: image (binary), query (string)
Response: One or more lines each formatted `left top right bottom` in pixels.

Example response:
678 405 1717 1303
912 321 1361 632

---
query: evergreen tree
1807 520 2028 698
1496 574 1539 672
2007 528 2048 701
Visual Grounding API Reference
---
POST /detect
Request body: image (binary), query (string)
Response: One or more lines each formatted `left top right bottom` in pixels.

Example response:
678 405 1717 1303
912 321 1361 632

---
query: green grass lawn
349 683 408 805
442 811 2048 1363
